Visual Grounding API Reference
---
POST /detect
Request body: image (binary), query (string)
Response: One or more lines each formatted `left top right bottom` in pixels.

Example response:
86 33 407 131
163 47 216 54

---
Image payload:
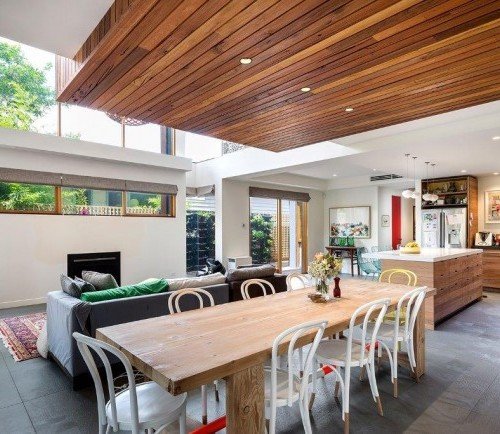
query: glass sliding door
250 196 308 272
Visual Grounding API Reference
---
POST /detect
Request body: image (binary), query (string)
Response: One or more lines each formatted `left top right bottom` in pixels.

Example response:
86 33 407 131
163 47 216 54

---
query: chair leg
300 396 313 434
359 365 366 381
334 381 340 398
201 384 208 425
299 347 304 377
344 413 350 434
179 405 186 434
365 363 383 416
214 379 220 402
265 419 270 434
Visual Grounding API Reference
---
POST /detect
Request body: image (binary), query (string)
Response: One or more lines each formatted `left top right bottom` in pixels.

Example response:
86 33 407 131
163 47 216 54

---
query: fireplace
67 252 121 285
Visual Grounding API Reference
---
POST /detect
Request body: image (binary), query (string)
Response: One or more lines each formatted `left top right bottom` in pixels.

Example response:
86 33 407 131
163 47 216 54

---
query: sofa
47 267 287 389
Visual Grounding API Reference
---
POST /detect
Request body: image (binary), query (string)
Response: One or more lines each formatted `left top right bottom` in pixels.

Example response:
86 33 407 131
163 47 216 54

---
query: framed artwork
381 215 390 227
485 190 500 223
329 206 371 238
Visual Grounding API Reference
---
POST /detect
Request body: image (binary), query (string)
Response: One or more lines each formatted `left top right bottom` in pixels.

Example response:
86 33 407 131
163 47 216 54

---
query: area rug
0 313 46 361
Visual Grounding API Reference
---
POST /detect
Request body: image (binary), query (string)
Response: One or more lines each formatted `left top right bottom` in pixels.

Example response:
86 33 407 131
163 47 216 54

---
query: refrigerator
421 208 467 248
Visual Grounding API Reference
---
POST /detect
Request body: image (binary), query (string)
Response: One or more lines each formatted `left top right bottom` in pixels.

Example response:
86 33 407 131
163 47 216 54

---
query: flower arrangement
308 252 343 296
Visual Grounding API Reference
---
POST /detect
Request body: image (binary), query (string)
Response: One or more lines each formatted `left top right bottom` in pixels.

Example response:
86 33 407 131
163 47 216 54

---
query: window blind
249 186 310 202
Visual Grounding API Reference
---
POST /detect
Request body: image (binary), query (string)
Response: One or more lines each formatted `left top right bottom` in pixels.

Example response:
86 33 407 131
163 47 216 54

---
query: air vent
370 174 403 182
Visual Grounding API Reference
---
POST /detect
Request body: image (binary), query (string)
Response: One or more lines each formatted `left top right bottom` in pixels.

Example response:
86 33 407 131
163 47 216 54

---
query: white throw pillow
168 272 226 291
36 321 48 359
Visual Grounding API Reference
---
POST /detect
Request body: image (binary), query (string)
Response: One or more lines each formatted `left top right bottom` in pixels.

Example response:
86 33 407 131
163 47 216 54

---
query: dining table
97 279 436 434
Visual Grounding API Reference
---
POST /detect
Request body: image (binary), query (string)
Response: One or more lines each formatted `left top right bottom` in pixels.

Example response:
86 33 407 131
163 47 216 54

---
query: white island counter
365 248 483 329
364 248 482 262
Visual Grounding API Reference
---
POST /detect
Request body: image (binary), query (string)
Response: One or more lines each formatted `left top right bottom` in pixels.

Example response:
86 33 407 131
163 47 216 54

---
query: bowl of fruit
400 241 421 254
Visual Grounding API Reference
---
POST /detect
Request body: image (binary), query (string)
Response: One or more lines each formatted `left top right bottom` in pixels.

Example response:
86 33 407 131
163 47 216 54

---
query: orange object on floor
190 416 226 434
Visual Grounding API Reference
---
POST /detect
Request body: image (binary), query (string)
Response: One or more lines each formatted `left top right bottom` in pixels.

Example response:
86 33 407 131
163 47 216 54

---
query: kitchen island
365 248 483 329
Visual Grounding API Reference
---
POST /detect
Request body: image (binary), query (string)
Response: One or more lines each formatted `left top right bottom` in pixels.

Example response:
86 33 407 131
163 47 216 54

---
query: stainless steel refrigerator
421 208 467 248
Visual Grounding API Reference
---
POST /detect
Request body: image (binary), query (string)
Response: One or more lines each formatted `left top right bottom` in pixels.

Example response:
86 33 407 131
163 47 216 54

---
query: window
186 196 215 274
126 192 175 217
62 188 123 216
0 182 56 213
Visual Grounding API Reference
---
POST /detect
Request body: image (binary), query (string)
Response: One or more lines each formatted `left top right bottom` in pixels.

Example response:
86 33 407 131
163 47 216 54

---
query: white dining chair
73 332 186 434
315 298 390 433
365 286 427 397
168 288 220 425
241 278 276 300
286 272 309 291
265 320 327 434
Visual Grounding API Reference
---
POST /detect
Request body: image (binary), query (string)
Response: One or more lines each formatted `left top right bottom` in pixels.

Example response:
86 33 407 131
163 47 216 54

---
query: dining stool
365 286 427 397
168 288 220 425
241 278 275 300
315 298 390 433
265 320 327 434
73 332 186 434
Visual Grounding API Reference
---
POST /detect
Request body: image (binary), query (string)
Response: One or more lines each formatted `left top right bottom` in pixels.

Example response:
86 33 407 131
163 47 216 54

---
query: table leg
351 252 354 277
226 363 265 434
413 298 426 379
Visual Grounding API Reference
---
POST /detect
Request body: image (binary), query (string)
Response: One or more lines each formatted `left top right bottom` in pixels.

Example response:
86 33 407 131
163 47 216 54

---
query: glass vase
315 278 332 298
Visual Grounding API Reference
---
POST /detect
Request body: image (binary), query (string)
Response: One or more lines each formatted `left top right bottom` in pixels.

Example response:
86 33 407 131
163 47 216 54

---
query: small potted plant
308 252 343 301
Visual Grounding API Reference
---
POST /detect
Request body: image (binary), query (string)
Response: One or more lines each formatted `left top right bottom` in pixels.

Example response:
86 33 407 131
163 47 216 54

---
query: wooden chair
365 287 427 397
265 320 327 434
73 332 186 434
241 278 276 300
168 288 219 425
286 272 309 291
315 298 390 433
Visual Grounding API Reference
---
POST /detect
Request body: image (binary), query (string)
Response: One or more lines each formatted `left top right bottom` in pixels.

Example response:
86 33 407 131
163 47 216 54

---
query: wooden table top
96 280 436 395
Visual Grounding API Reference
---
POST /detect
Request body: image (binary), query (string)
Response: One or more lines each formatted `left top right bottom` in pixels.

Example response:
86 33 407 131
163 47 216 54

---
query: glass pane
125 123 162 153
281 200 302 271
0 182 56 213
62 188 122 216
184 132 223 162
60 104 122 146
0 37 57 135
186 196 216 274
126 192 174 216
250 197 278 265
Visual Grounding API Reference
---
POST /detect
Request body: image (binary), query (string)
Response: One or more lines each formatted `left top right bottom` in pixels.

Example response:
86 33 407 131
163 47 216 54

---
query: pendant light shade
402 189 414 198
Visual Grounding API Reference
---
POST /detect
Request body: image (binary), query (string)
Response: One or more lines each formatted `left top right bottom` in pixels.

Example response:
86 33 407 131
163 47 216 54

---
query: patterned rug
0 313 46 361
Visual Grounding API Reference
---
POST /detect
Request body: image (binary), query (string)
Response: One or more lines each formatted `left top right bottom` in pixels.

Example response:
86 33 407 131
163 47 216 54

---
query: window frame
0 182 59 215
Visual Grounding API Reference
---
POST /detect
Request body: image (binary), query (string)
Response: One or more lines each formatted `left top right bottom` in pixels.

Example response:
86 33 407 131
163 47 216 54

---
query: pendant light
422 162 434 201
429 164 439 202
410 156 420 199
402 154 414 198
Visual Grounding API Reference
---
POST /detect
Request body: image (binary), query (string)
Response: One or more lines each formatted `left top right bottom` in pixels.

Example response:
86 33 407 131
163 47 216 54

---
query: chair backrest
73 332 140 434
379 268 417 286
285 272 309 291
395 286 427 338
371 246 380 252
345 298 390 367
270 320 327 407
241 278 276 300
167 287 215 314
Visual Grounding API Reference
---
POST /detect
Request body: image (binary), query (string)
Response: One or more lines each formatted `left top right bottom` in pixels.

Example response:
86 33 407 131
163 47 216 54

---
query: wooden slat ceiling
57 0 500 152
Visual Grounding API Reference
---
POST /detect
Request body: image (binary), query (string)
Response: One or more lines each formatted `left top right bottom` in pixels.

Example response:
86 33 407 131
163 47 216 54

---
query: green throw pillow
81 278 169 302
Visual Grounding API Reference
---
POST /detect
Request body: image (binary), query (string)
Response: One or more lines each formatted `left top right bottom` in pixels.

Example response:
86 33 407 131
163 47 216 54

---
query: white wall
0 130 189 308
478 175 500 234
216 179 324 268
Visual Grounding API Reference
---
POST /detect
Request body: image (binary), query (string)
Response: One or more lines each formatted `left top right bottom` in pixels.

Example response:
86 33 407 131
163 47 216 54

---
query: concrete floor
0 292 499 433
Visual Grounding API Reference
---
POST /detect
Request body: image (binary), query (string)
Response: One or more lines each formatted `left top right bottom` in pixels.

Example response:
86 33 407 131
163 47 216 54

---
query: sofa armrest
46 291 90 377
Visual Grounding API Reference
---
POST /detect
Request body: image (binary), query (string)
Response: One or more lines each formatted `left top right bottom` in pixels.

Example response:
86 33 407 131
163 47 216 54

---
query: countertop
364 248 483 262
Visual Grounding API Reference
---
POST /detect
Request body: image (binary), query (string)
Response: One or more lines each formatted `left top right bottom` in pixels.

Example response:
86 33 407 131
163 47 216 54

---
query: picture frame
329 206 371 239
485 190 500 224
381 214 390 227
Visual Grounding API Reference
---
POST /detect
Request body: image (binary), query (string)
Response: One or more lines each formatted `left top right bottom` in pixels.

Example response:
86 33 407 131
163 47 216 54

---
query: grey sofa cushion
82 270 118 291
60 275 81 298
74 277 96 293
168 273 226 291
226 264 276 282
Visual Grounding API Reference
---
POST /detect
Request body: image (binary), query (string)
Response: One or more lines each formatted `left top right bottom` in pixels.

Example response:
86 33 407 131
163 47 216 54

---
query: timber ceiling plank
57 0 500 151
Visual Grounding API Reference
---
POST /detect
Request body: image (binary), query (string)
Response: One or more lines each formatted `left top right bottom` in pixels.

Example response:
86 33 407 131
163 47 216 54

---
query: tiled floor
1 293 499 433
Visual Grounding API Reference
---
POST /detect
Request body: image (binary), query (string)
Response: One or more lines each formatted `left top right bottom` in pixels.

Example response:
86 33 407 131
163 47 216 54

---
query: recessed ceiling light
301 87 311 92
493 136 500 141
345 107 354 112
372 168 377 171
332 174 337 177
494 172 499 176
461 169 467 173
240 58 252 65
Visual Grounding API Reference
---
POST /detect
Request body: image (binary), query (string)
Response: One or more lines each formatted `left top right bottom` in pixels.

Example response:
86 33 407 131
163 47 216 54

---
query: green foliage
0 42 54 130
147 195 161 209
61 188 88 206
186 211 216 272
250 213 274 264
0 182 55 211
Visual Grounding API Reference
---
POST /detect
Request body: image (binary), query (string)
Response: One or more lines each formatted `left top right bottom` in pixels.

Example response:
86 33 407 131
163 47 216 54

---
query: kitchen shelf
422 204 468 209
428 191 467 196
